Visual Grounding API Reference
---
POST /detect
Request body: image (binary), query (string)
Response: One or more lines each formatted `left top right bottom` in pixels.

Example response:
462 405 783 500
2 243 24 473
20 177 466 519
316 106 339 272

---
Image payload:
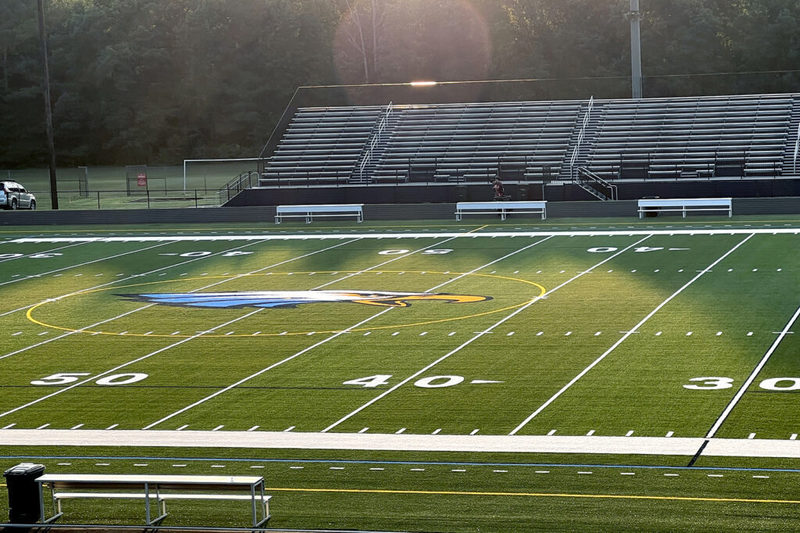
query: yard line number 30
685 376 800 391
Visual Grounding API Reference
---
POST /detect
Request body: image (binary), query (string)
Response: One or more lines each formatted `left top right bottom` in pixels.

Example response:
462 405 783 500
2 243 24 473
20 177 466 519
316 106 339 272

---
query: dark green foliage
2 0 800 168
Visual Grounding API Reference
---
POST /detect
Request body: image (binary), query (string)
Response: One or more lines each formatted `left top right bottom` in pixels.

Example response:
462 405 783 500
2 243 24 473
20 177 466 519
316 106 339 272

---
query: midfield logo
120 290 491 309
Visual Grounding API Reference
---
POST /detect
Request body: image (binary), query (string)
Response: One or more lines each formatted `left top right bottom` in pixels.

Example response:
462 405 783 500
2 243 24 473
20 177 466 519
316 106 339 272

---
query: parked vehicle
0 181 36 210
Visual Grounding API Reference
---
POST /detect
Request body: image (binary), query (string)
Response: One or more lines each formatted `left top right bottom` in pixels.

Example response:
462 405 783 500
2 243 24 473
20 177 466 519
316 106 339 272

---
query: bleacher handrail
359 102 393 182
794 121 800 175
569 96 594 180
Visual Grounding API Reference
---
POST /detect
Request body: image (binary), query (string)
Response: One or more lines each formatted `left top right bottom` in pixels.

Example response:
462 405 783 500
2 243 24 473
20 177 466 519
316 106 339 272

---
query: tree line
2 0 799 168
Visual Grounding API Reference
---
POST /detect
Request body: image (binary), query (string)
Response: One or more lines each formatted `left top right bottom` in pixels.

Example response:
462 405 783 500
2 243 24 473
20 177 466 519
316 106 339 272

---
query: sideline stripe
322 235 653 433
262 486 800 505
10 226 800 243
3 454 800 473
509 233 755 435
704 303 800 439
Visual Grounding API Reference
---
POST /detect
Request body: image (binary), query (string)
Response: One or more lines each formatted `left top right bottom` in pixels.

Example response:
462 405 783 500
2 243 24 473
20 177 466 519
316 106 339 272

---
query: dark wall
1 196 799 227
228 179 800 207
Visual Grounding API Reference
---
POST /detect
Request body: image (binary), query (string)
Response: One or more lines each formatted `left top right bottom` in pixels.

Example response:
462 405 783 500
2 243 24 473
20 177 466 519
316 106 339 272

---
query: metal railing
577 167 618 200
794 121 800 174
569 96 594 180
358 102 393 182
219 170 259 203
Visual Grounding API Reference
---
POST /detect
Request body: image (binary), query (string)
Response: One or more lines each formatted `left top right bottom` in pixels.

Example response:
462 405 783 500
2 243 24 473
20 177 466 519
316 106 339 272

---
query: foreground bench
275 203 364 223
456 201 547 221
36 473 271 529
637 197 732 218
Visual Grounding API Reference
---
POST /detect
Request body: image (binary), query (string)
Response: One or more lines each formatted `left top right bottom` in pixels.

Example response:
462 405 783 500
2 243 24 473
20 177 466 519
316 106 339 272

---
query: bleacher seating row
259 93 800 186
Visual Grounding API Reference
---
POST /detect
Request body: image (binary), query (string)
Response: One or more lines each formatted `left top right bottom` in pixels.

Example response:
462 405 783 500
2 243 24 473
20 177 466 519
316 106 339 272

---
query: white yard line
705 303 800 439
509 233 755 435
321 235 653 433
0 309 265 419
141 307 396 430
0 240 277 359
0 241 175 289
140 234 488 429
10 226 800 244
0 239 358 360
0 240 89 264
0 238 359 362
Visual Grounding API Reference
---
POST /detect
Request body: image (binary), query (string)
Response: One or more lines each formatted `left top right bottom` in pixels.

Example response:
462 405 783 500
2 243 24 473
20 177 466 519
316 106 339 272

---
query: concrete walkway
2 429 800 458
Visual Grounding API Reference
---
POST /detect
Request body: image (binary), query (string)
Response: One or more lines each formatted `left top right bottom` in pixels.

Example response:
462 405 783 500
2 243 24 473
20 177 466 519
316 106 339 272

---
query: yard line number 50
31 373 148 386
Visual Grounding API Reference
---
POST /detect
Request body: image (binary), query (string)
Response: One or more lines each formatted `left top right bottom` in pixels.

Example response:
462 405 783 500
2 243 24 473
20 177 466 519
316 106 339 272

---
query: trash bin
3 463 45 524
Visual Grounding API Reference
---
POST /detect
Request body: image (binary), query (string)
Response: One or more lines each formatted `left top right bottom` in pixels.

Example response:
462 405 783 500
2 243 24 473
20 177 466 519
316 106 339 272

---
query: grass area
2 162 255 210
1 217 800 530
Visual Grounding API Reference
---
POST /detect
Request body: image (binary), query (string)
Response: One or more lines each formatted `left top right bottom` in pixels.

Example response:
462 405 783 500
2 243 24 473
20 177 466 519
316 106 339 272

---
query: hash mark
176 425 188 431
212 425 224 431
370 467 384 471
410 468 425 472
547 429 557 436
470 429 479 435
535 470 550 474
134 464 148 467
586 430 595 436
284 426 295 432
432 428 442 435
105 424 118 430
791 434 798 440
330 467 344 470
359 427 369 433
2 423 16 429
665 431 674 438
708 474 723 478
621 472 635 476
396 427 406 434
664 473 679 477
493 469 508 473
37 423 50 430
625 430 634 437
452 469 466 472
747 433 756 439
247 426 259 432
753 475 770 479
578 471 593 475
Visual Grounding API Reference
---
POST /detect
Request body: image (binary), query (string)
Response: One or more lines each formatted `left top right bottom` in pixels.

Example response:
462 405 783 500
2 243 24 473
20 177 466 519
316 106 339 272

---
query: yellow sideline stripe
264 486 800 505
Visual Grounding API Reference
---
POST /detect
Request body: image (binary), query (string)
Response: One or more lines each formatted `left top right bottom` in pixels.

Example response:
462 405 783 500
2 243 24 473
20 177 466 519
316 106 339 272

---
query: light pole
37 0 59 209
629 0 643 99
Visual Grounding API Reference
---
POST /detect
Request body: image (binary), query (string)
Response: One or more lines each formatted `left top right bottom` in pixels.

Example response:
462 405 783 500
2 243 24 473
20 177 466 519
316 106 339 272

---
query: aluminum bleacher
257 93 800 189
584 94 793 180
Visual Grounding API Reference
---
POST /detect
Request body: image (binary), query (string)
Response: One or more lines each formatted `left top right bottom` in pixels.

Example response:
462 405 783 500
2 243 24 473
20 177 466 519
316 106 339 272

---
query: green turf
2 217 800 530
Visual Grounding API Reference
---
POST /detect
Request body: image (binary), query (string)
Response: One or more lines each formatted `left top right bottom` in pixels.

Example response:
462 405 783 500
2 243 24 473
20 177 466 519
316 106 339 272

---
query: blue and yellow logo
120 290 491 309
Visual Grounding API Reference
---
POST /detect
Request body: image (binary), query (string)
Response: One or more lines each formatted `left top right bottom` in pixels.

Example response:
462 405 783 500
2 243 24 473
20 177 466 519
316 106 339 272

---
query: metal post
629 0 643 99
37 0 59 209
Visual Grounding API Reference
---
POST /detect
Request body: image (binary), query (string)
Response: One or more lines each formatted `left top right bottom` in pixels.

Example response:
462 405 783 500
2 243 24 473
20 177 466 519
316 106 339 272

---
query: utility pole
629 0 643 99
37 0 59 209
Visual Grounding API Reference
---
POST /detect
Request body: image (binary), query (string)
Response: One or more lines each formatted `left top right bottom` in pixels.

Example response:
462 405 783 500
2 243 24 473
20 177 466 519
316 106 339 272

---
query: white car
0 181 36 210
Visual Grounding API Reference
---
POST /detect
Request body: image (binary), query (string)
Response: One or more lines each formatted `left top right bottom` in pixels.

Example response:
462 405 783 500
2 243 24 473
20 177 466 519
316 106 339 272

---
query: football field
2 218 800 531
